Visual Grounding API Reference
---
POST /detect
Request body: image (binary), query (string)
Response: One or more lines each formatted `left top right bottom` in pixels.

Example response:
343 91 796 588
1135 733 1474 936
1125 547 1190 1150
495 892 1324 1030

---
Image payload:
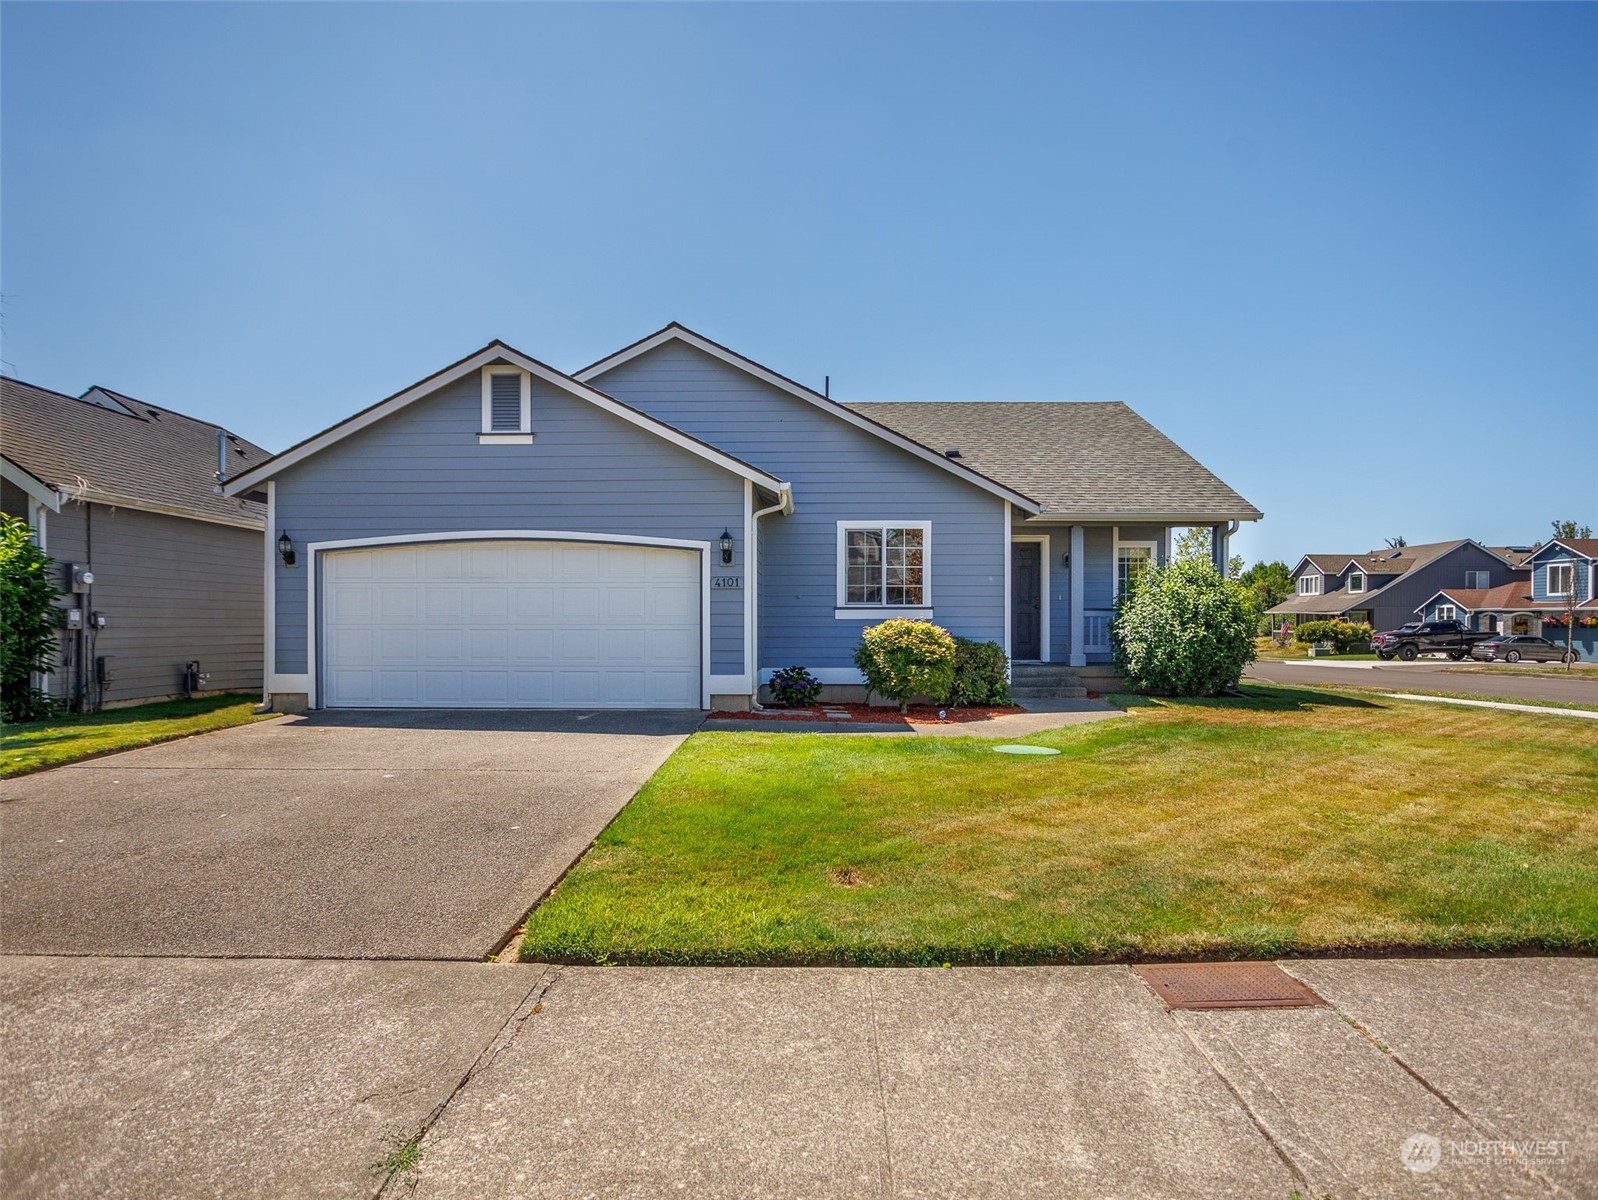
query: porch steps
1009 663 1089 700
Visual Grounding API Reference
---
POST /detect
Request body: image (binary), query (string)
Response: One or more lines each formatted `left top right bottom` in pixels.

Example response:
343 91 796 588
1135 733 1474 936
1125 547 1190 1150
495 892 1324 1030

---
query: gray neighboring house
1265 539 1532 635
225 323 1260 712
1 376 271 708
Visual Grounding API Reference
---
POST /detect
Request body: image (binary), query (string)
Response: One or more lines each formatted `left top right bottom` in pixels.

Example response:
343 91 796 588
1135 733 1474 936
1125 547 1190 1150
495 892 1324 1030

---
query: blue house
225 325 1259 711
1414 538 1598 659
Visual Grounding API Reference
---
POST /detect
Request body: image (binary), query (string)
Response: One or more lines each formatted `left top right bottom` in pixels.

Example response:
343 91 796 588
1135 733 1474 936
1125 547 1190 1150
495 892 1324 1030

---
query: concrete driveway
0 709 700 960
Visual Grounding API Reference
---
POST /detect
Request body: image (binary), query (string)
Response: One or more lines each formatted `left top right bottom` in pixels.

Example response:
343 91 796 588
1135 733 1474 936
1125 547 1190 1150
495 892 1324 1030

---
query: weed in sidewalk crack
370 1127 423 1197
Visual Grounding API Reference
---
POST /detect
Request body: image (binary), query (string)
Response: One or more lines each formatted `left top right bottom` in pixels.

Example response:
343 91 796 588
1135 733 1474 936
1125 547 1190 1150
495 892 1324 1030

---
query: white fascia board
1020 512 1262 526
1529 539 1596 564
1 456 62 511
225 342 786 497
576 327 1042 514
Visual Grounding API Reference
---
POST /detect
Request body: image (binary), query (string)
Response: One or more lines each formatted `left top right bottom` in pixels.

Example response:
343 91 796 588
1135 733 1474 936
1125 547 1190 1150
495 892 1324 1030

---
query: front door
1011 541 1042 660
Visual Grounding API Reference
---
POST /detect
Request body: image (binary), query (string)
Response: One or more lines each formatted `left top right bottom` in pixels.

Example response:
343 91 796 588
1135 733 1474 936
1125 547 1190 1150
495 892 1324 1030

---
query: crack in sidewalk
370 965 562 1199
864 974 896 1200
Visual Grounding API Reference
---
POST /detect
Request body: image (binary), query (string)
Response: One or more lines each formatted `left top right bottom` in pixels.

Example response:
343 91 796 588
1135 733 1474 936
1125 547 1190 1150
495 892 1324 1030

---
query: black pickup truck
1370 619 1493 661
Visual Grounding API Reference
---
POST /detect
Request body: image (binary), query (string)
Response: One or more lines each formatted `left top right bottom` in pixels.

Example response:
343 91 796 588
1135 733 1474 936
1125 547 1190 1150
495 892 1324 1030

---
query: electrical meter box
69 564 95 593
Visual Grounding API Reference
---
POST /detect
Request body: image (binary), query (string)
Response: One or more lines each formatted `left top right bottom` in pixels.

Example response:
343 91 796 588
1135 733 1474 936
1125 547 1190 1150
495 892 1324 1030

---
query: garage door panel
323 539 702 709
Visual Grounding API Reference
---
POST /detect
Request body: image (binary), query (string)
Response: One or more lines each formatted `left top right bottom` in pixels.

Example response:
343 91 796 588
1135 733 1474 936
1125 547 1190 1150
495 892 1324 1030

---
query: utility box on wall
68 564 95 593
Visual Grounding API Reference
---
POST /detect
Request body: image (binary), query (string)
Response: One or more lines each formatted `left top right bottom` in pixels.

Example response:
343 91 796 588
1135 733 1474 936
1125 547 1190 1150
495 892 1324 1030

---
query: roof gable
576 323 1042 513
225 340 789 500
1528 538 1598 563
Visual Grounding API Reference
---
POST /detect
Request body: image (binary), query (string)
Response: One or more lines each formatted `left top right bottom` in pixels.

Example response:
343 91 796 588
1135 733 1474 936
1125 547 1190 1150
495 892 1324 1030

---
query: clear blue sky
4 2 1594 565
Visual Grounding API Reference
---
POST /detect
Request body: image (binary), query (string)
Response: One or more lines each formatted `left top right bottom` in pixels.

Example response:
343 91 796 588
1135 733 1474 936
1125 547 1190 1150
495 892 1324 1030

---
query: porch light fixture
277 532 297 567
1061 552 1070 568
718 529 734 565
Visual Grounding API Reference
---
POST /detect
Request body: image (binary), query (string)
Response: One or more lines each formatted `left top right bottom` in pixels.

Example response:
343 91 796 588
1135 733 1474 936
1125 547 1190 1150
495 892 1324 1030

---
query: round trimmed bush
853 618 958 713
1111 556 1256 696
945 637 1011 707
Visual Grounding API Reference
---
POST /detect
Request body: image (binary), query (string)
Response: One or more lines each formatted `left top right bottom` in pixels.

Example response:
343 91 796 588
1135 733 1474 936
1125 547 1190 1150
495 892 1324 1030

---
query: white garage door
321 540 701 708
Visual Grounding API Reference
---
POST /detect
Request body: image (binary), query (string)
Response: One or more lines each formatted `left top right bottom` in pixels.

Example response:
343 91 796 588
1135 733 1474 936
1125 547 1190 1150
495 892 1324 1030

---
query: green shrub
768 665 823 708
1293 620 1374 653
0 515 58 723
1111 556 1255 696
853 618 958 713
945 637 1011 707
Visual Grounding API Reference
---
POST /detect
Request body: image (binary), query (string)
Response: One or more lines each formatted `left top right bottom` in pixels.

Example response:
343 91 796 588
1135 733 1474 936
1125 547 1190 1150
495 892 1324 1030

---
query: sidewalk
4 956 1591 1198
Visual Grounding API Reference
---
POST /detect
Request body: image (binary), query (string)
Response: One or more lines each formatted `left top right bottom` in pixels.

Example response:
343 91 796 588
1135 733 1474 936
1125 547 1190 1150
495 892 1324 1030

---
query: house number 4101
712 576 743 589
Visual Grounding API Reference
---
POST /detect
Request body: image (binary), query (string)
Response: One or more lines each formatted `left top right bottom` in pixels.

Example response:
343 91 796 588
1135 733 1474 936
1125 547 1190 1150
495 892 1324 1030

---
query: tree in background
1385 535 1408 549
1551 518 1593 540
0 515 58 722
1172 526 1242 576
1237 560 1294 620
1112 555 1255 696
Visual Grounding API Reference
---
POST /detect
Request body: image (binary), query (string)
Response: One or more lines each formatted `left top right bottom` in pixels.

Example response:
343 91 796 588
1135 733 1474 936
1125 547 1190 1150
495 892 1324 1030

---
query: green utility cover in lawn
993 744 1061 756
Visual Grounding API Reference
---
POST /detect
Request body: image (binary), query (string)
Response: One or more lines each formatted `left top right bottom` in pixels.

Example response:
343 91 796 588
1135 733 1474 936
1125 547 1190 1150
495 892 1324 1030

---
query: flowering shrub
1112 556 1256 696
853 618 957 713
767 665 823 708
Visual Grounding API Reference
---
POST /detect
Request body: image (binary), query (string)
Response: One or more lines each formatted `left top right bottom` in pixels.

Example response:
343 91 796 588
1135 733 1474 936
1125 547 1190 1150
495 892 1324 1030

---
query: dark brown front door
1011 542 1042 660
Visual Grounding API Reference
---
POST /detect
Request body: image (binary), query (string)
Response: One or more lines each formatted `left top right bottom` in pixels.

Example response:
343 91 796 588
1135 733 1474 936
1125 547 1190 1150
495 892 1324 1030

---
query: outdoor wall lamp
1060 552 1070 568
719 529 734 565
278 532 297 567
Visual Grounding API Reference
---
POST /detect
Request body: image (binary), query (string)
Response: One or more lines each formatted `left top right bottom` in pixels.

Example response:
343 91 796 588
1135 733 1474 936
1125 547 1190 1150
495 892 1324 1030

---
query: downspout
1217 520 1240 577
748 483 793 704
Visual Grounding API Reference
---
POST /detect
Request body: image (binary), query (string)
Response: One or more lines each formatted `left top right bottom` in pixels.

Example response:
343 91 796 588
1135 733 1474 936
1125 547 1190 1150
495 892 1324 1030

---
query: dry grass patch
519 686 1598 965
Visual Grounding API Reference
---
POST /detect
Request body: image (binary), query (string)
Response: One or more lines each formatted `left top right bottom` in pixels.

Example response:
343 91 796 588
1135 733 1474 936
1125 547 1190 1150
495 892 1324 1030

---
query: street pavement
1246 657 1598 707
3 957 1592 1198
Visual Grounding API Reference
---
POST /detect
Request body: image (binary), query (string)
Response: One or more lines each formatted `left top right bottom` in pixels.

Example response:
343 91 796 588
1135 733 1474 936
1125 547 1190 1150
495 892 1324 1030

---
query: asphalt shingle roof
1 377 270 527
842 401 1261 522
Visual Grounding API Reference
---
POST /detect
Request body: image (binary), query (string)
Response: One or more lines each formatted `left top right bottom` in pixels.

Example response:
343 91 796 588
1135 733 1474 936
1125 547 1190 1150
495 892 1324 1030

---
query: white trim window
1547 562 1574 596
1116 540 1157 598
1435 604 1458 622
836 522 930 611
479 366 532 443
1297 573 1323 596
1346 571 1365 594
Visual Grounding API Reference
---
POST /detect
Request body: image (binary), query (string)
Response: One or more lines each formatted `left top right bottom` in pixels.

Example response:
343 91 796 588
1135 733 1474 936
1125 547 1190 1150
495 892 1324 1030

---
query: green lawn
519 685 1598 966
1 694 272 777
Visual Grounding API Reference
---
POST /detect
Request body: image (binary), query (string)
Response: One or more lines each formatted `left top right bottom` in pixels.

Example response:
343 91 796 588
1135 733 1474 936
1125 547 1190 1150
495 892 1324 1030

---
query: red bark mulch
707 702 1027 726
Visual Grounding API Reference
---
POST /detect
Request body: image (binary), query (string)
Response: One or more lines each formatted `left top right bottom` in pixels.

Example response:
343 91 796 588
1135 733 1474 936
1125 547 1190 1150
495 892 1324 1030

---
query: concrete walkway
1387 692 1598 720
4 956 1591 1198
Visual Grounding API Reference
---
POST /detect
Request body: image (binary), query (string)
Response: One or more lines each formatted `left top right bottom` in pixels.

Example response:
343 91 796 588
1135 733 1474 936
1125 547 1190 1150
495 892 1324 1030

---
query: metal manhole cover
1134 962 1326 1010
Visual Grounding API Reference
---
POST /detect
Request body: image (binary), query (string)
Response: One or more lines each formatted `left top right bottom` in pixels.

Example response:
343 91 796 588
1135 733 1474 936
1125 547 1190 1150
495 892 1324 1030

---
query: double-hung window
1116 542 1157 598
1547 562 1574 596
1347 571 1365 594
837 523 930 613
479 366 532 443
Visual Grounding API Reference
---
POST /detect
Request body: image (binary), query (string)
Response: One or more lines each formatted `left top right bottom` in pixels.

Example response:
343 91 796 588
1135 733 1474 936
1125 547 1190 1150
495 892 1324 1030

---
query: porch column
1069 524 1086 667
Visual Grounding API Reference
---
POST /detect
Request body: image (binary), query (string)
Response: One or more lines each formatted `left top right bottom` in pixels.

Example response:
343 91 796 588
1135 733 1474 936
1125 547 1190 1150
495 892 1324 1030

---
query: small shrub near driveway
946 637 1011 706
1295 620 1375 653
853 618 957 713
1112 556 1255 696
767 665 823 708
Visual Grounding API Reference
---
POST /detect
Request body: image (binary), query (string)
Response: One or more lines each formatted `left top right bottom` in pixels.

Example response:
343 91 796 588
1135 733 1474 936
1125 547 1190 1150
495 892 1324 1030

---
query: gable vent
489 374 523 432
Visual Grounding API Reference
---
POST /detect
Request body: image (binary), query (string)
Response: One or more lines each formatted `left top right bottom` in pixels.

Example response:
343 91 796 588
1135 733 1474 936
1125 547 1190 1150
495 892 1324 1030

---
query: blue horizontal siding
591 341 1007 670
272 372 746 680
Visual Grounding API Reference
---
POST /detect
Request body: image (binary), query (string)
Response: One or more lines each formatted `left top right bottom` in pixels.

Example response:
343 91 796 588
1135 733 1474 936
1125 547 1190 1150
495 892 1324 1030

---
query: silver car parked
1469 635 1581 664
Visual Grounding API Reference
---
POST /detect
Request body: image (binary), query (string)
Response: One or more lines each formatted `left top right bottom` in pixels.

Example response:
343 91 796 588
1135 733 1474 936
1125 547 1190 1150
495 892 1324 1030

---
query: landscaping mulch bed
708 703 1026 726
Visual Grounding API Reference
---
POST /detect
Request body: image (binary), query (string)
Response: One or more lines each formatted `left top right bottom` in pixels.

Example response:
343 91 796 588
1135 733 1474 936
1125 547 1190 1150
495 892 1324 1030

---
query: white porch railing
1083 609 1114 653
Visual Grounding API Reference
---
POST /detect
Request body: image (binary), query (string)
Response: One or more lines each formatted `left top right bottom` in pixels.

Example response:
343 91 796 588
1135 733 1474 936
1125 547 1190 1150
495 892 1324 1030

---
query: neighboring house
0 377 271 707
1414 539 1598 659
1266 540 1529 635
224 324 1260 712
